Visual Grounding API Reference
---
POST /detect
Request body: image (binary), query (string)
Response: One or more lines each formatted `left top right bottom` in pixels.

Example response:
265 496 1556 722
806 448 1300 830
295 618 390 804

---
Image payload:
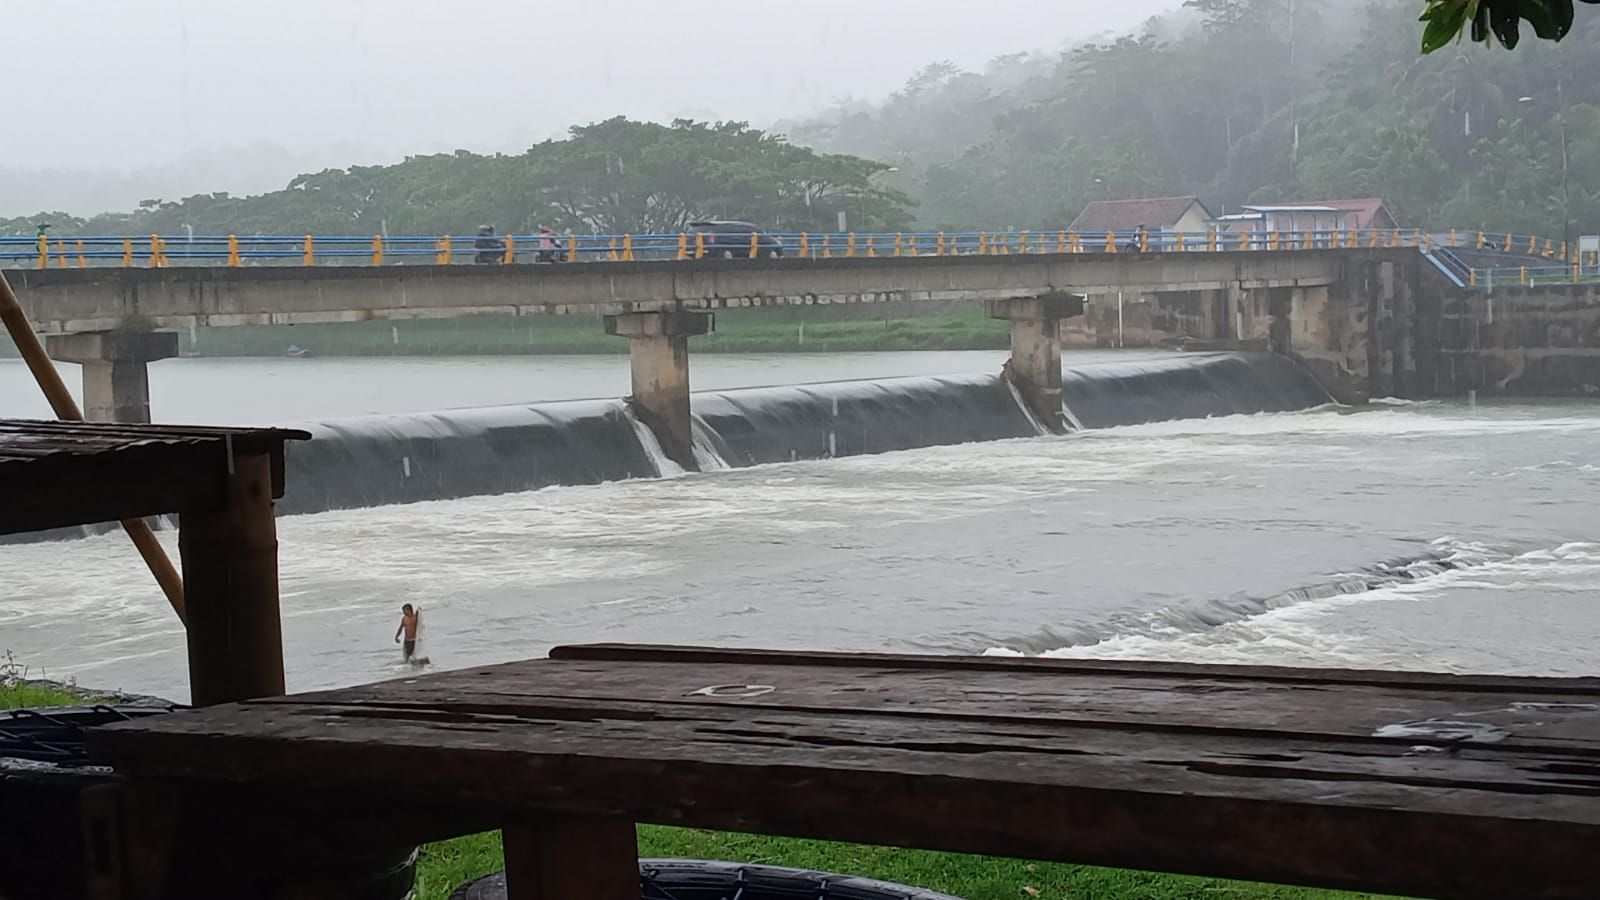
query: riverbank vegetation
174 307 1009 358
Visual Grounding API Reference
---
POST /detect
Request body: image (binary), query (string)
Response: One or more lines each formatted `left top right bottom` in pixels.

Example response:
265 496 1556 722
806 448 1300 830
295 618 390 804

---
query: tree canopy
782 0 1600 236
1 119 915 238
7 1 1599 242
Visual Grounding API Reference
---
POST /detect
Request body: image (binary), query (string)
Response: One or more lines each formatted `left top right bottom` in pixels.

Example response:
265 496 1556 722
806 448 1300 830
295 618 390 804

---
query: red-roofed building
1068 196 1217 236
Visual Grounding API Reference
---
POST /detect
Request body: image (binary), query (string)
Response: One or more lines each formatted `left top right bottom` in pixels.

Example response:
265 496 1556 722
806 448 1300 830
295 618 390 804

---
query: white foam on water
690 418 731 471
989 540 1600 676
623 406 686 477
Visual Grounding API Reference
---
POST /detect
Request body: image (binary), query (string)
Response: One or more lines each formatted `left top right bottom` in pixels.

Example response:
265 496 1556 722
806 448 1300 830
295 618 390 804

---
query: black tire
0 705 417 900
450 858 966 900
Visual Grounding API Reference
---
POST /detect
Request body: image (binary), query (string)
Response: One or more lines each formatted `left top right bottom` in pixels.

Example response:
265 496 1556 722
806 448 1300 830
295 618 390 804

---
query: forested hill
6 0 1599 239
786 0 1600 235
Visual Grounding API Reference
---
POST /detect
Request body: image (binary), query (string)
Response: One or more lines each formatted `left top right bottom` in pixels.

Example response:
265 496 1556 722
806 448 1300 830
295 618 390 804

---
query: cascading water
622 406 685 477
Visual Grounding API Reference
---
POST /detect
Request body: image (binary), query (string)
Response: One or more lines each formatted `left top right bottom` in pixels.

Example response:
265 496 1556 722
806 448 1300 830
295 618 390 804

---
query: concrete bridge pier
987 294 1085 434
604 310 714 471
45 331 179 423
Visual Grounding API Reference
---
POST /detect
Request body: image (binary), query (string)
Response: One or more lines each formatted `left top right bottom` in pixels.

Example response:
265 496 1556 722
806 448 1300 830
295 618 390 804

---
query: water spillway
273 352 1333 516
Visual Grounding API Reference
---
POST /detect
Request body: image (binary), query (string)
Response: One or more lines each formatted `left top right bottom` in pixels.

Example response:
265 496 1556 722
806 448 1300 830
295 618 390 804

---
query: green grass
412 828 1398 900
0 680 87 708
177 307 1010 358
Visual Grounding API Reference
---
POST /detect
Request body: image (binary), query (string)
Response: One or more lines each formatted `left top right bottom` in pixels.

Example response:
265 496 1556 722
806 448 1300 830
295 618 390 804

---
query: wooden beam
180 451 285 706
503 816 637 900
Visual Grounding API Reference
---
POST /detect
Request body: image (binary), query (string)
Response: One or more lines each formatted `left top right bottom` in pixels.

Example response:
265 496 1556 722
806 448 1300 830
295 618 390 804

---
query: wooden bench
87 644 1600 899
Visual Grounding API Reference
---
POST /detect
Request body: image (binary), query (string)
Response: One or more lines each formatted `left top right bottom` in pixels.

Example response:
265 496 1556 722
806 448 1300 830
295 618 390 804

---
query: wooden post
180 451 285 706
502 816 638 900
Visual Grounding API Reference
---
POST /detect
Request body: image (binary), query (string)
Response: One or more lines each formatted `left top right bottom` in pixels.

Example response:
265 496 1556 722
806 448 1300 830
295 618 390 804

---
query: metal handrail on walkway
1 228 1589 289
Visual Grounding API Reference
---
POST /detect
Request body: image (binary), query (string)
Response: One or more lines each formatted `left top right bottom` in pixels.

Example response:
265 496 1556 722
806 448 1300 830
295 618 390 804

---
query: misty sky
4 0 1176 173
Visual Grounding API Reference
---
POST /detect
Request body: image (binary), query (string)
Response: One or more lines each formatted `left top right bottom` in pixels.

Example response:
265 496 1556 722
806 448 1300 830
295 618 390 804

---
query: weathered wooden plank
549 644 1600 692
269 658 1600 753
502 817 637 900
91 702 1600 899
90 701 1600 812
0 419 306 534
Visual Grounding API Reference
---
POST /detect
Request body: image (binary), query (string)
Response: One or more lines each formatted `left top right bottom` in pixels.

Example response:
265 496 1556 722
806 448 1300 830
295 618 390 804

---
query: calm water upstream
1 353 1597 699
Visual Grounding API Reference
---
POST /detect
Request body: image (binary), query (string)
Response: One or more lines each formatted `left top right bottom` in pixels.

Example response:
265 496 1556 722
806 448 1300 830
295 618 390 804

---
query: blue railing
1 227 1586 289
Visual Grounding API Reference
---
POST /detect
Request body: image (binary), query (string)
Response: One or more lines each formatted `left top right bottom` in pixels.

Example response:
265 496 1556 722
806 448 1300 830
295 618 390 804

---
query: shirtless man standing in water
394 604 421 662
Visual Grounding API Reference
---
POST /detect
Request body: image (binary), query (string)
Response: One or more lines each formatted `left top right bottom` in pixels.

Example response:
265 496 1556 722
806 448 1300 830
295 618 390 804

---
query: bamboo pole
0 270 186 623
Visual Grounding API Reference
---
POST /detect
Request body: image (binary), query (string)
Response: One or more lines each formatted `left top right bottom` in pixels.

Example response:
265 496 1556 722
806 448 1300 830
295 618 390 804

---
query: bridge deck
90 644 1600 899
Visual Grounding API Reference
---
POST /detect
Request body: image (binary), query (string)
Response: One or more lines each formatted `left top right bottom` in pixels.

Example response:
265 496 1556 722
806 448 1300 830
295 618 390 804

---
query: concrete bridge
7 246 1595 470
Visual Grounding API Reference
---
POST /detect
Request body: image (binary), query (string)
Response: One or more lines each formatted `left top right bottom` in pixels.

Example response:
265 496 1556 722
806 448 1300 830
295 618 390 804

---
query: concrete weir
604 310 714 471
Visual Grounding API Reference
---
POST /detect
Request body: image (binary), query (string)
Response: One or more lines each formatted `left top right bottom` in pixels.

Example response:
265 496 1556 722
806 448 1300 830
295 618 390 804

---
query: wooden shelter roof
0 419 309 535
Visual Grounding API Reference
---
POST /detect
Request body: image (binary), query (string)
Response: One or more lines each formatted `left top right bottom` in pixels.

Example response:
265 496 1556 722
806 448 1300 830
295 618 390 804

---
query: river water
2 354 1597 699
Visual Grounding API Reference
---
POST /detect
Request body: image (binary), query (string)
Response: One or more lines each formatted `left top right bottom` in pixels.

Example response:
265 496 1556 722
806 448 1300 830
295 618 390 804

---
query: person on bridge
536 226 562 263
474 224 505 264
394 603 422 662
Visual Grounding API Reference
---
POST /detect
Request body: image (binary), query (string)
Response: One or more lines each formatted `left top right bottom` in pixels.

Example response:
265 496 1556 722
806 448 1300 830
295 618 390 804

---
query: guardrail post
694 231 706 259
1450 228 1458 247
1559 241 1568 263
677 232 689 261
747 232 758 259
847 232 858 258
821 234 832 258
1068 231 1080 253
1543 238 1553 258
303 234 315 266
1175 230 1185 252
436 235 452 265
893 232 904 257
1573 263 1580 283
1526 235 1537 255
55 240 66 268
1237 229 1249 251
1520 266 1528 285
1104 230 1115 253
36 234 47 269
504 233 517 264
623 234 635 262
1056 230 1067 253
122 237 133 267
228 235 242 267
798 233 809 258
1139 229 1150 253
1476 230 1486 250
1469 268 1477 287
608 236 619 261
1019 230 1029 254
567 233 577 262
150 234 165 268
371 235 384 266
76 239 86 268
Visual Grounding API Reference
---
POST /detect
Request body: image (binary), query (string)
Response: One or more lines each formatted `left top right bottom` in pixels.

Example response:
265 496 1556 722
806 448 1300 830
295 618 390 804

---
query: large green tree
2 120 914 238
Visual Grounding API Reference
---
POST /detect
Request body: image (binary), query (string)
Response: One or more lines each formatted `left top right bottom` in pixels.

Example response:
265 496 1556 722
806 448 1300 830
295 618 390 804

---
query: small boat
286 344 313 358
